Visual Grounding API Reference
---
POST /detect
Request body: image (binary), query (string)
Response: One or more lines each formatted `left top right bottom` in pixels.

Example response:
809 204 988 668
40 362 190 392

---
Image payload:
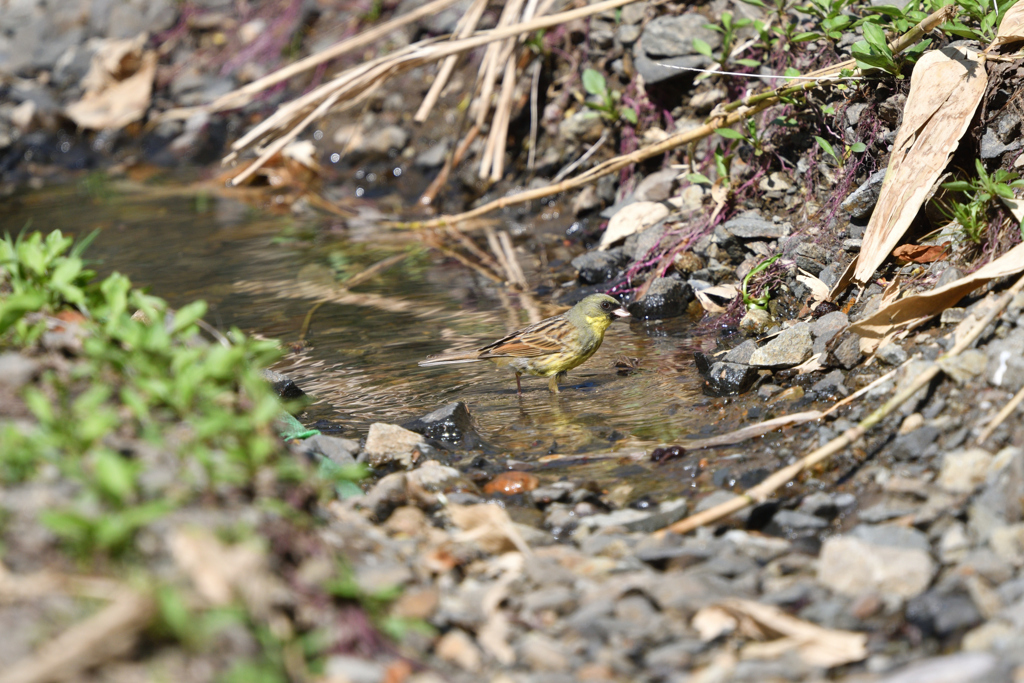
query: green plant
742 255 781 310
686 147 734 186
934 0 1019 42
938 159 1024 243
717 118 767 156
814 135 866 168
693 12 760 68
799 0 860 42
581 68 638 125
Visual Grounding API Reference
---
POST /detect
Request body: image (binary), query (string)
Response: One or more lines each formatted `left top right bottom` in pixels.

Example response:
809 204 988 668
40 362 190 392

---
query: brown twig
659 271 1024 536
977 384 1024 445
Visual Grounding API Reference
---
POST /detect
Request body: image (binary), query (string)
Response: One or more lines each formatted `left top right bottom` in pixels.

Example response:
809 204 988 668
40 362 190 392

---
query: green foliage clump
939 160 1024 243
581 68 638 125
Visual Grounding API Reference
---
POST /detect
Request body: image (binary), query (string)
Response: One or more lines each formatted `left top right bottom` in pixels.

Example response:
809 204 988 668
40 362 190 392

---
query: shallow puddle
1 179 785 498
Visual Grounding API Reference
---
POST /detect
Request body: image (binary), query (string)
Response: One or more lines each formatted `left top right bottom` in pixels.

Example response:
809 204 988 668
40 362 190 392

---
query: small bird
419 294 631 395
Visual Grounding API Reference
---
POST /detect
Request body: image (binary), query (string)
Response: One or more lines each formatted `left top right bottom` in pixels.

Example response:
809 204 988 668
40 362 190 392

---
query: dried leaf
796 270 830 307
694 283 739 313
724 599 867 668
693 606 738 641
1002 195 1024 223
65 50 156 130
893 243 949 264
991 0 1024 48
449 503 532 555
598 201 670 250
853 47 987 285
848 241 1024 352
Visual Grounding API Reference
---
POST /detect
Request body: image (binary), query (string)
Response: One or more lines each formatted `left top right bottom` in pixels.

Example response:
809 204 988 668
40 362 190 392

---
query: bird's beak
612 307 631 318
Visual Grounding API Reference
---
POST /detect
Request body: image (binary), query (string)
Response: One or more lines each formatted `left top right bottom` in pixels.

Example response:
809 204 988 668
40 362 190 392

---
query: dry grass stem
498 230 529 288
415 0 489 123
977 385 1024 445
658 271 1024 536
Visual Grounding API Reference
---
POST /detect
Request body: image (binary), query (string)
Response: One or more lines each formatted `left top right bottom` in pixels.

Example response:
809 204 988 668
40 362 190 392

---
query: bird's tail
418 352 485 367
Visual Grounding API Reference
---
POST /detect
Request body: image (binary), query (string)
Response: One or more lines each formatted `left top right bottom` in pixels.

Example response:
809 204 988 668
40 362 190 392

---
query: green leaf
862 21 890 53
0 291 47 333
814 136 838 163
849 142 867 153
692 38 714 57
941 181 975 192
171 300 208 334
784 67 802 79
686 173 713 185
792 31 821 41
620 107 638 125
93 450 136 504
581 68 606 96
734 58 761 67
716 127 747 140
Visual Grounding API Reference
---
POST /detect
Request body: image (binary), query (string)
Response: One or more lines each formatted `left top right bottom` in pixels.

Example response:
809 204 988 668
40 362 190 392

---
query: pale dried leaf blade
694 283 739 314
692 606 738 641
449 503 531 555
65 50 157 130
848 241 1024 351
724 599 867 668
598 201 670 250
796 269 830 305
853 47 987 285
992 0 1024 47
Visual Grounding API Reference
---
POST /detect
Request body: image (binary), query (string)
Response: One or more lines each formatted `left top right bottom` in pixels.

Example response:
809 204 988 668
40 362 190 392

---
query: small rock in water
628 276 694 320
749 324 814 369
702 361 758 396
297 434 359 466
739 308 773 336
402 402 481 449
260 369 305 399
483 471 539 496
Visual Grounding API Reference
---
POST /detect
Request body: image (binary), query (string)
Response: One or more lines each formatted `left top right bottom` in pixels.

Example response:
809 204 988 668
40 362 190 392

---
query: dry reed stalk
498 230 529 288
977 384 1024 445
485 226 514 281
527 58 542 170
446 225 502 272
388 5 957 228
202 0 463 115
224 0 641 183
414 0 489 123
658 270 1024 537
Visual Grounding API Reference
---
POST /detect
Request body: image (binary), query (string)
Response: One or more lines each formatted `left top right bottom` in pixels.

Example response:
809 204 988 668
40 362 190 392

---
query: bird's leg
515 372 523 396
548 374 560 393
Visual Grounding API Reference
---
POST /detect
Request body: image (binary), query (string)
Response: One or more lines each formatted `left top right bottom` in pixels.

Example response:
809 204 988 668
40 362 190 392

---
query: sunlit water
1 179 766 492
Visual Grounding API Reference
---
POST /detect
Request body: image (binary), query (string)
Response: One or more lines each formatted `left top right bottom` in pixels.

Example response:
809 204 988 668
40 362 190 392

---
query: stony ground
2 0 1024 682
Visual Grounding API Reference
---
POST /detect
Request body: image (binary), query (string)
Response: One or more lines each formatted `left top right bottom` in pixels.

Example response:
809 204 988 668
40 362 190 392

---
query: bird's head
571 294 631 333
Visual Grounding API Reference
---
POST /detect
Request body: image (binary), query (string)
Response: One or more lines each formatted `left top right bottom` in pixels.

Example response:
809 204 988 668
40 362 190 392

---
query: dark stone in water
702 361 758 397
261 369 306 400
403 402 482 450
571 248 629 285
627 276 694 320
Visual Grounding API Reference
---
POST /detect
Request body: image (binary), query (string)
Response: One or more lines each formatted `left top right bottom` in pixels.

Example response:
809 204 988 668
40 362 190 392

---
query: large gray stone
749 324 814 369
841 168 887 218
818 534 935 599
720 212 789 239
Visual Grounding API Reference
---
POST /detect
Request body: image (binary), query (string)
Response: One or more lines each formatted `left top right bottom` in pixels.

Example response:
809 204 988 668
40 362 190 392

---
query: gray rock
935 266 964 288
324 655 386 683
843 238 862 251
877 342 909 365
720 212 789 239
628 276 694 320
771 509 829 530
558 110 604 142
818 533 935 599
360 125 409 155
891 425 941 460
739 307 773 336
0 353 39 389
297 434 360 466
571 249 627 286
363 423 430 469
414 140 449 168
633 169 677 202
875 652 1000 683
795 242 830 273
906 591 982 637
841 168 887 218
811 369 846 394
402 402 481 449
986 328 1024 391
702 361 759 396
723 340 757 364
798 492 840 519
981 127 1023 160
632 52 709 85
941 307 966 325
810 310 848 345
831 333 863 369
640 14 721 57
851 523 930 551
858 502 915 523
579 498 688 533
627 220 669 262
748 324 814 369
617 24 642 45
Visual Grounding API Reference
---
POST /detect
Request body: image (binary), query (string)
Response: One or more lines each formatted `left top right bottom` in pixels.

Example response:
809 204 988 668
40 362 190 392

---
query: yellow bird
419 294 631 394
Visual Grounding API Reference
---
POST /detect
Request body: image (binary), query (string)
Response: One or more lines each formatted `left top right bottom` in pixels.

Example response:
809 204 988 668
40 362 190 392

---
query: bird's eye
601 301 611 310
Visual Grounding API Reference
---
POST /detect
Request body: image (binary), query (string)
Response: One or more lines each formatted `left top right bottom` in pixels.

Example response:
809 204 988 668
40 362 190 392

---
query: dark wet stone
749 324 813 369
811 369 847 394
891 425 941 460
402 402 481 449
702 361 758 396
830 333 863 369
799 492 839 519
693 351 713 376
628 276 693 320
261 369 306 400
841 168 887 218
720 211 788 239
906 591 982 637
571 249 628 285
736 467 770 489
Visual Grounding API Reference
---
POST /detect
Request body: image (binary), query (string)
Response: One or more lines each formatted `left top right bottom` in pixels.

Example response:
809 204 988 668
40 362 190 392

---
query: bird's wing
478 316 570 358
